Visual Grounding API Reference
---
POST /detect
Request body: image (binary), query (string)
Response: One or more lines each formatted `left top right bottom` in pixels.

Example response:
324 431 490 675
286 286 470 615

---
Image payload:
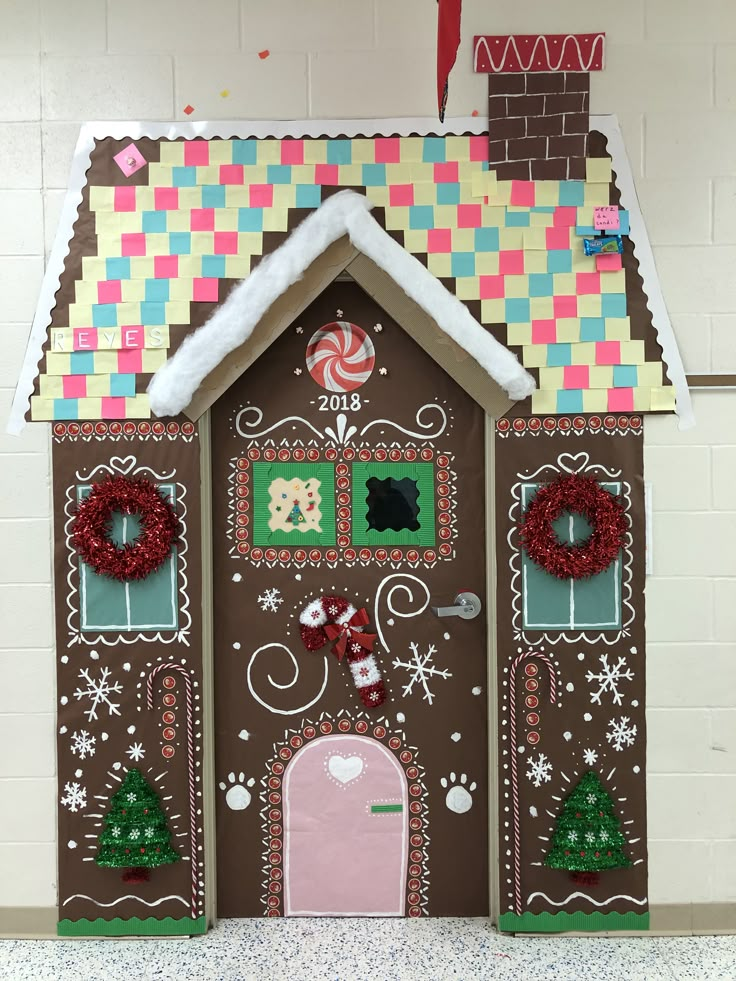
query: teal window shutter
521 482 623 631
77 484 179 632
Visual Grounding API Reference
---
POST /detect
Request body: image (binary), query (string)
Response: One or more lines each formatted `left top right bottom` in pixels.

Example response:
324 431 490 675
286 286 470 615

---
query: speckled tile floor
2 918 736 981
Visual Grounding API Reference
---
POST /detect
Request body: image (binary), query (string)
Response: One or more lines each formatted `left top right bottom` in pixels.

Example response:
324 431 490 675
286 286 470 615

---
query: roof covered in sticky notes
12 121 686 428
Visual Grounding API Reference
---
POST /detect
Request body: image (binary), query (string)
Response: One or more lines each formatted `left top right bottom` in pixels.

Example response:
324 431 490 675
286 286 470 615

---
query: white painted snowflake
587 793 596 803
585 831 595 843
379 367 388 375
70 730 96 760
129 828 139 839
373 323 383 333
525 753 553 788
392 643 452 706
293 368 302 376
295 326 303 334
335 309 343 317
258 587 284 613
606 716 638 752
586 653 634 706
73 666 123 722
582 747 598 766
145 827 155 839
567 830 578 842
111 827 121 838
126 742 146 762
126 792 136 802
61 781 87 813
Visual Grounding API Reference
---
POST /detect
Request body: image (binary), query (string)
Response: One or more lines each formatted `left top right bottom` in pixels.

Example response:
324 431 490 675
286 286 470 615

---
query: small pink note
113 143 147 177
594 205 620 231
596 252 623 272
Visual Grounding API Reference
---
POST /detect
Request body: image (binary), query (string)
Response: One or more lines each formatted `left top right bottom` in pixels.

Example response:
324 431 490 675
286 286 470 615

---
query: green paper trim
497 910 649 934
351 462 435 547
371 803 403 813
57 915 207 937
251 462 336 546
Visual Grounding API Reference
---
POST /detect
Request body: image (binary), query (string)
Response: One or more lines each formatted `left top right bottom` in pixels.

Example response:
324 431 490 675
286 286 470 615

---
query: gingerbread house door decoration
9 28 691 937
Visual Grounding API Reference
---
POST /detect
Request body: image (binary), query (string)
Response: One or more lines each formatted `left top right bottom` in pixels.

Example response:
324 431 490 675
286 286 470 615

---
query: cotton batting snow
148 190 535 417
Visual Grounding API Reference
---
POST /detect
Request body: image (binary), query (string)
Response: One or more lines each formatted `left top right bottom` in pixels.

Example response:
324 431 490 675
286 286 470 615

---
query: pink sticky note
314 164 339 185
281 139 304 165
576 271 601 295
121 233 146 257
389 184 414 207
191 208 215 231
499 250 524 274
63 375 87 399
553 295 577 318
553 206 578 228
434 161 459 184
154 255 178 279
374 137 401 164
97 280 122 304
193 278 219 302
118 349 142 374
594 206 620 231
73 328 98 351
121 326 144 349
114 185 137 212
510 180 535 207
564 365 590 389
596 341 621 365
596 252 623 272
113 143 147 178
608 387 634 412
457 204 483 228
184 140 210 166
532 320 557 344
479 275 505 300
427 228 452 253
101 397 128 418
214 231 238 255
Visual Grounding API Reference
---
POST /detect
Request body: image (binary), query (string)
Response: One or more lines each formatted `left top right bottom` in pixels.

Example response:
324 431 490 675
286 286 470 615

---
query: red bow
323 608 376 662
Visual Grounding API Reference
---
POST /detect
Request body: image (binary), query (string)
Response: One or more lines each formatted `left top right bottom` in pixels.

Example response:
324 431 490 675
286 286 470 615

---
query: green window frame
77 483 179 632
520 481 623 631
351 462 436 547
251 461 336 547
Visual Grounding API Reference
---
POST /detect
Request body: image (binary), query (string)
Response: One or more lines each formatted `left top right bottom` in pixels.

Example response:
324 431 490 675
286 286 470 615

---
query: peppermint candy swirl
305 321 375 392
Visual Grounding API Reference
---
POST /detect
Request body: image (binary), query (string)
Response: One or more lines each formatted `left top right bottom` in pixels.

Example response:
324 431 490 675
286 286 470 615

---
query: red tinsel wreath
72 474 180 583
518 473 627 581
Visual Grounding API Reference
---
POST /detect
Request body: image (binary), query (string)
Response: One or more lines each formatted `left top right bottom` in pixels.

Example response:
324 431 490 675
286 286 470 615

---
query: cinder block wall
0 0 734 909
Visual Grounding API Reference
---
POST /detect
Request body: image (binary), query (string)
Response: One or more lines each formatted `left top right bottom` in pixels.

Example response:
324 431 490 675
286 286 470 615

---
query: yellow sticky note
522 251 547 274
604 318 632 341
77 398 102 420
39 375 63 398
116 302 141 327
538 367 564 390
588 366 614 388
445 136 471 161
504 274 530 299
571 342 596 365
480 298 506 322
556 318 581 343
523 227 547 251
165 301 191 324
427 253 452 279
476 252 500 275
499 227 524 251
30 397 56 421
522 344 547 368
633 388 652 412
586 157 613 184
620 340 646 364
455 276 480 301
534 181 560 207
530 296 554 319
125 393 151 418
531 389 557 414
582 389 608 412
637 362 664 387
577 295 602 317
506 324 532 346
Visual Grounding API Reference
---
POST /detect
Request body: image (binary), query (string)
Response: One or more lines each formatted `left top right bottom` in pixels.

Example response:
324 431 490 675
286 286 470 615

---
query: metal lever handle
431 591 482 620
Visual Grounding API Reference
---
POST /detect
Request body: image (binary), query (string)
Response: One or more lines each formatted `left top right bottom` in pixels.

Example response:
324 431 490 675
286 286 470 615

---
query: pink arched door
284 734 408 916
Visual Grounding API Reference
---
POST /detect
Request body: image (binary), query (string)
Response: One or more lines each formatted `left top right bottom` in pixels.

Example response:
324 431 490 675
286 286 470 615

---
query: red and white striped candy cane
147 662 198 920
509 650 557 916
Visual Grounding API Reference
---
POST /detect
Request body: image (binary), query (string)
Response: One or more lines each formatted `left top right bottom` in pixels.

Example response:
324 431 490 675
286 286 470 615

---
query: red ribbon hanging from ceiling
437 0 463 122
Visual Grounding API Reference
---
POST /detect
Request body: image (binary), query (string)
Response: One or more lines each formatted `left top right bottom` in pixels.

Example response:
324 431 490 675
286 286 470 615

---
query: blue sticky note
142 210 168 233
451 252 475 278
92 304 118 329
529 273 554 297
547 343 572 367
602 293 628 318
505 298 531 324
327 140 352 165
110 374 136 397
238 208 264 232
557 389 584 413
475 227 500 252
613 365 638 388
202 255 226 278
172 166 198 187
201 185 226 209
106 257 131 281
232 140 258 165
580 317 606 342
409 206 435 230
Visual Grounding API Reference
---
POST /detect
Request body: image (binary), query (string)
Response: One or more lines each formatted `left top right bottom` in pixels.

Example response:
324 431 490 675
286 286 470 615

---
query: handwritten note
594 206 620 231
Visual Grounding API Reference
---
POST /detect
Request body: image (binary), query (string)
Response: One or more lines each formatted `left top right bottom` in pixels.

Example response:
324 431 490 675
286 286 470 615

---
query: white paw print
441 772 476 814
219 771 256 811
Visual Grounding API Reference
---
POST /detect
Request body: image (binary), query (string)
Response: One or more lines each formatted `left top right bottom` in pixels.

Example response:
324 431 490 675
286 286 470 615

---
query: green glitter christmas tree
545 770 630 882
96 768 180 882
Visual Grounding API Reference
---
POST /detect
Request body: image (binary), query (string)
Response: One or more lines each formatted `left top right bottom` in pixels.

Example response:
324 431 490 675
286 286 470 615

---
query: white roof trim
7 114 692 433
147 190 536 418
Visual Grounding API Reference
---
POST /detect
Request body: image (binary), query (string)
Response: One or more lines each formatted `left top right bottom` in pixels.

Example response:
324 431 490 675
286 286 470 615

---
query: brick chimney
473 33 605 182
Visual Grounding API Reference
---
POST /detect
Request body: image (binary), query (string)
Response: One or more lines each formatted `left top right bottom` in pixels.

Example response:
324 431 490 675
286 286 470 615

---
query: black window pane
365 477 420 533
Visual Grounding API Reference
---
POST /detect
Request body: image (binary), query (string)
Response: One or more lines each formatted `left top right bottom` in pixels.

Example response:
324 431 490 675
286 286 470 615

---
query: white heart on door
328 755 363 784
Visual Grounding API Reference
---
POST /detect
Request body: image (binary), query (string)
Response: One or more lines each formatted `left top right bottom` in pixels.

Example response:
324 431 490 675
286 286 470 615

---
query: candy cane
509 650 557 916
146 663 197 919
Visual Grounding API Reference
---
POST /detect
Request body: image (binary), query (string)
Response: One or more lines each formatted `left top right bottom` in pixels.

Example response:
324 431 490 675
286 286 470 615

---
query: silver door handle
431 591 482 620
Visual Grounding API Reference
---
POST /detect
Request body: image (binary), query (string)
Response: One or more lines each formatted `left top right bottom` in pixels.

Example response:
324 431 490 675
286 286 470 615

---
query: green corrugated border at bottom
498 910 649 933
57 915 207 937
